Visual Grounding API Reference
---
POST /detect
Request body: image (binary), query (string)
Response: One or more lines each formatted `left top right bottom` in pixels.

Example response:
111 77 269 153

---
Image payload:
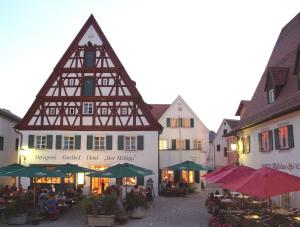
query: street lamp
230 143 237 152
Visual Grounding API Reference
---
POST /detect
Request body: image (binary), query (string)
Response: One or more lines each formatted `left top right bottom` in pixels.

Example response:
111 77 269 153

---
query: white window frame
49 108 56 115
125 136 136 151
94 136 105 150
101 107 108 115
83 102 93 114
268 89 275 104
121 107 128 115
36 136 47 149
159 139 168 150
193 140 201 150
69 107 75 115
279 126 289 149
63 136 75 150
69 78 75 86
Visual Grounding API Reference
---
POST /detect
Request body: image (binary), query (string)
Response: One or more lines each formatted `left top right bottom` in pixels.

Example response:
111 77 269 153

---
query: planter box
129 207 145 219
7 213 27 225
87 214 115 227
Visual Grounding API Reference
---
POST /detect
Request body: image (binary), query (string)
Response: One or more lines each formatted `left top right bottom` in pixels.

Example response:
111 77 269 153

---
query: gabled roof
149 104 170 120
0 109 21 122
225 119 239 129
235 100 250 116
235 12 300 130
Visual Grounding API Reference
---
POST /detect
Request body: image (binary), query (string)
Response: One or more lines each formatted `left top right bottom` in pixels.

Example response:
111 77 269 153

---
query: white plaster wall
237 111 300 208
0 117 19 185
213 120 232 168
19 130 159 195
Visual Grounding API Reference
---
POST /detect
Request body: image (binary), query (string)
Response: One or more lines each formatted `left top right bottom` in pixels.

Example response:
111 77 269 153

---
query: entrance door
90 165 110 194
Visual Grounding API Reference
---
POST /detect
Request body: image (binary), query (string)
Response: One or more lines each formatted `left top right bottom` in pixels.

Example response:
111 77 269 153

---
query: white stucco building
207 130 216 169
150 96 209 186
16 15 162 195
228 12 300 208
213 119 239 168
0 109 21 186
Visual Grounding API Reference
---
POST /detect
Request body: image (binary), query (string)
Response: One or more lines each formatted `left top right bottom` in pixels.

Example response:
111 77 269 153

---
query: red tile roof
149 104 170 120
235 100 250 116
234 12 300 130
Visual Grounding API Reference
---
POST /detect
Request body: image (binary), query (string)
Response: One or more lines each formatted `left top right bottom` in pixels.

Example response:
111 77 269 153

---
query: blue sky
1 0 300 131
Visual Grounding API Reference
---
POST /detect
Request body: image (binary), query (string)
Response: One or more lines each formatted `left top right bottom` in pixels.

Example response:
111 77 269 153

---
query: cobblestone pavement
1 185 217 227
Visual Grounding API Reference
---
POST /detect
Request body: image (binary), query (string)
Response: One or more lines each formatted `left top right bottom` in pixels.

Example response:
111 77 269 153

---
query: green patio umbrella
0 163 25 173
122 163 153 175
1 166 65 208
54 163 95 174
167 161 210 171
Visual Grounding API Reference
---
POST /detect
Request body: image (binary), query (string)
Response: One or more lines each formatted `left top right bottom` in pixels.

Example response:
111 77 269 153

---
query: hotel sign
262 163 300 170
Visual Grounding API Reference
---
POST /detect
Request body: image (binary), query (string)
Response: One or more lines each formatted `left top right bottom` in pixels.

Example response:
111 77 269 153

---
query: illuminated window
35 177 61 184
159 139 168 150
260 131 271 152
64 173 75 184
194 140 201 150
279 126 288 149
182 170 194 183
182 118 190 128
64 136 75 150
125 136 136 150
268 89 275 104
36 136 46 149
242 136 250 154
77 173 85 185
83 102 93 114
171 118 178 128
176 140 185 150
123 177 137 186
94 136 105 150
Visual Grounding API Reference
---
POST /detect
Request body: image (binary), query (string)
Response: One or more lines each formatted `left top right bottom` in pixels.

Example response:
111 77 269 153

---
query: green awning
0 163 25 173
0 166 64 178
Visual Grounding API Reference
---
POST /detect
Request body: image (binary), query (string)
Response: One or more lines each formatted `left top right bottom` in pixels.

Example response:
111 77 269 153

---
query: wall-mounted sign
262 163 300 171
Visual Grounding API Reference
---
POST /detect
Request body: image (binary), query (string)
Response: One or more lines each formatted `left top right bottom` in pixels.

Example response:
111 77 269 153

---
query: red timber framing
16 15 162 132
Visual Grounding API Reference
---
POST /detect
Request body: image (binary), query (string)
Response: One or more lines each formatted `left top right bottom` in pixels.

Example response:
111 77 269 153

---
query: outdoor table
243 214 260 220
293 216 300 223
273 208 294 216
221 198 233 203
231 191 240 196
214 194 223 198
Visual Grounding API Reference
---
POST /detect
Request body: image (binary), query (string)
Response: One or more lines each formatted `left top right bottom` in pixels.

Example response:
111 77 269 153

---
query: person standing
146 178 155 198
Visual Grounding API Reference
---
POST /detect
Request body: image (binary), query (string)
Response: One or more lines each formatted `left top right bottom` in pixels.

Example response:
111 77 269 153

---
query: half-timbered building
16 15 162 194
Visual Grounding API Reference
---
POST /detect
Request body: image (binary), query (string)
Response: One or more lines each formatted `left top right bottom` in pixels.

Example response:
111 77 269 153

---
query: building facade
213 119 239 168
207 130 216 169
0 109 21 185
229 12 300 208
16 15 162 195
150 96 209 186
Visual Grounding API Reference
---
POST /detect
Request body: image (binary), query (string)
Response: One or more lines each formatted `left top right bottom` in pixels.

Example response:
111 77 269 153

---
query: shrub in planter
3 194 30 224
126 191 147 219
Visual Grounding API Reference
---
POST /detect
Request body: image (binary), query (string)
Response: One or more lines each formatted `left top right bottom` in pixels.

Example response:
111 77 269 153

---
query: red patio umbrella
207 165 255 184
222 167 300 211
205 163 236 181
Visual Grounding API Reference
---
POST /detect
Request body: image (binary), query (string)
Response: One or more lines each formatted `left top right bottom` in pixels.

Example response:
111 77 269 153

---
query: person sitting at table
215 190 220 195
47 192 59 220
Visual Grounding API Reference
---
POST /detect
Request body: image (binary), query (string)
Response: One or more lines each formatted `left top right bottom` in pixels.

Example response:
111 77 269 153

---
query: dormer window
268 88 275 104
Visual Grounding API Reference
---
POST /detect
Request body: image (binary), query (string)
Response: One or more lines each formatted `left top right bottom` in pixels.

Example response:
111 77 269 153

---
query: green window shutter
179 118 183 128
190 118 194 128
87 135 93 150
106 135 112 150
258 133 262 152
194 171 200 183
28 135 35 149
171 139 176 150
274 128 280 149
166 118 170 127
137 136 144 150
185 139 190 150
0 137 4 151
46 135 53 149
137 176 144 186
75 135 81 150
268 130 273 151
118 136 124 150
288 125 294 148
174 170 180 183
56 135 62 149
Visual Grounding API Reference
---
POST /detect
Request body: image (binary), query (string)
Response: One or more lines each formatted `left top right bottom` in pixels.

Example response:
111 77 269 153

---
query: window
171 118 178 128
194 140 201 150
36 177 62 184
121 107 128 115
123 177 137 186
216 144 220 151
64 136 75 150
83 78 94 96
224 147 227 157
101 108 108 115
85 50 96 67
175 140 185 150
274 125 294 150
268 89 275 104
69 108 75 115
259 131 273 152
0 137 3 151
64 173 75 184
125 136 136 150
242 136 250 154
159 139 168 150
49 108 56 115
36 136 47 149
94 136 105 150
102 78 109 86
182 118 190 128
15 138 19 151
68 78 75 86
223 129 227 136
83 102 93 114
182 170 194 183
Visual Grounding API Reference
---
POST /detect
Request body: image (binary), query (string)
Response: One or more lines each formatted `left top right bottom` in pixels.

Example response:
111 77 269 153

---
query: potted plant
80 192 118 227
3 194 29 225
126 191 147 219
